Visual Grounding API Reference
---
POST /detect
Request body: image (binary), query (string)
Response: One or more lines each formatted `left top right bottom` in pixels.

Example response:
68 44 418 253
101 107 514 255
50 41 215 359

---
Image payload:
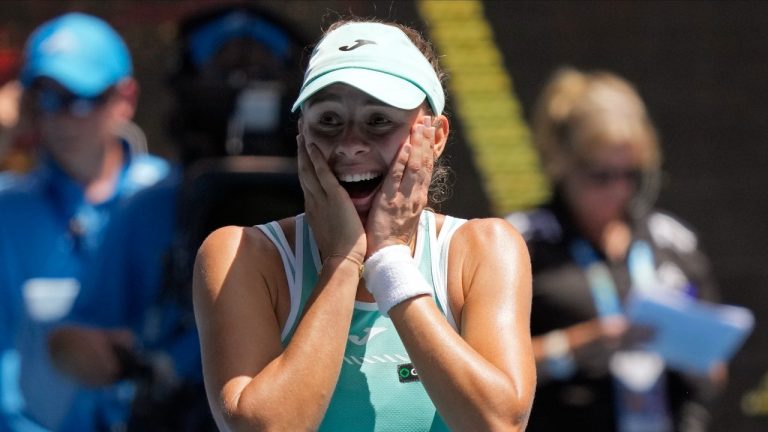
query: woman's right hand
297 134 366 263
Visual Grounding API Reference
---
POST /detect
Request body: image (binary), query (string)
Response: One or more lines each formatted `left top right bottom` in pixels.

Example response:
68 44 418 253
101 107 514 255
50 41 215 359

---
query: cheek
300 122 330 147
303 132 333 159
380 128 413 163
380 139 402 164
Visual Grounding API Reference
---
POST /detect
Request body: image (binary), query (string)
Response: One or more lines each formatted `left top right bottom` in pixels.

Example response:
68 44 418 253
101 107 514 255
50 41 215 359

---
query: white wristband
363 244 432 315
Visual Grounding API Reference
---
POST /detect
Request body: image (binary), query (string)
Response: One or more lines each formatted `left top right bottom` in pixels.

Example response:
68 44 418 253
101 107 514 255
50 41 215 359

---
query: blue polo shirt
0 148 169 432
0 172 20 191
69 168 203 384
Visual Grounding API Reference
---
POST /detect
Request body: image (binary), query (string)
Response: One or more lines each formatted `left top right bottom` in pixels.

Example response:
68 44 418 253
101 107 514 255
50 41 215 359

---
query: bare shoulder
194 219 294 303
196 226 262 280
439 215 531 309
197 217 295 266
447 216 529 260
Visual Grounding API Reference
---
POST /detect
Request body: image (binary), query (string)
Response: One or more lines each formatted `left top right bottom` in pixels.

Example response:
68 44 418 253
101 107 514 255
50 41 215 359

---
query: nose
334 126 369 158
607 177 636 203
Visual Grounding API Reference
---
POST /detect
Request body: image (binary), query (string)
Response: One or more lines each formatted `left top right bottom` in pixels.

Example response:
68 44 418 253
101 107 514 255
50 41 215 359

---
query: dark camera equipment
168 4 308 165
124 4 309 431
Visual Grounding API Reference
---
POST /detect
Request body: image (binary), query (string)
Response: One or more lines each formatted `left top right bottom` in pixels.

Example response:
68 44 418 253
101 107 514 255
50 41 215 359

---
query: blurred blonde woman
507 67 723 432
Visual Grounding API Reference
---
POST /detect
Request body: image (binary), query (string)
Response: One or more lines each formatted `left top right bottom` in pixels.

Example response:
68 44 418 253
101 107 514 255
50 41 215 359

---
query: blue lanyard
570 238 657 318
571 238 673 432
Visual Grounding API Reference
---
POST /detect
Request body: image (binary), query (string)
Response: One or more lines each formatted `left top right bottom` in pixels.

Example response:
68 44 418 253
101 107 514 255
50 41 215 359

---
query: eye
308 111 344 134
318 112 342 126
367 113 393 129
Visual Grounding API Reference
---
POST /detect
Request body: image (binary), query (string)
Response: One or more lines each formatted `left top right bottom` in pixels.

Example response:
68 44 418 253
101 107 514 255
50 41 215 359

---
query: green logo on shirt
397 363 419 383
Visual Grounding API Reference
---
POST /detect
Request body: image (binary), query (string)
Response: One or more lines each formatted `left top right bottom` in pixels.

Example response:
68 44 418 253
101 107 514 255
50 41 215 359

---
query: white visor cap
291 22 444 115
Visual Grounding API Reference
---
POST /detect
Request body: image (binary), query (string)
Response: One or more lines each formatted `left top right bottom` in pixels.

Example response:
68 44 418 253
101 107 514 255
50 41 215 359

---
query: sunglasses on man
32 85 112 118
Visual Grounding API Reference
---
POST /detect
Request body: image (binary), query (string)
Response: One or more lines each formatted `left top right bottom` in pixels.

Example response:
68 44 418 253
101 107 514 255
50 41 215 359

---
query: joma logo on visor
339 39 376 51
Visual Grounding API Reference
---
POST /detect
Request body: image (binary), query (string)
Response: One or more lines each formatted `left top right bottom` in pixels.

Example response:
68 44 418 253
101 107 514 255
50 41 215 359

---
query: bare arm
194 133 366 431
359 114 534 429
389 218 536 431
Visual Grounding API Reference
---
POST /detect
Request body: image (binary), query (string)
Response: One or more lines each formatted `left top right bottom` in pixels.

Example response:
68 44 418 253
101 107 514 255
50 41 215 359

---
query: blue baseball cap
21 12 132 97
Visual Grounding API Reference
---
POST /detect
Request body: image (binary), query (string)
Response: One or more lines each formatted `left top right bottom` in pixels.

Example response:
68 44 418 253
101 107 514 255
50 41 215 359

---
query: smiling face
299 83 428 220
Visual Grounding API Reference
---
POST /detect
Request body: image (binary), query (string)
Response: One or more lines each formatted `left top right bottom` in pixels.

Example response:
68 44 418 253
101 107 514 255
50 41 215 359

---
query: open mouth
338 172 383 199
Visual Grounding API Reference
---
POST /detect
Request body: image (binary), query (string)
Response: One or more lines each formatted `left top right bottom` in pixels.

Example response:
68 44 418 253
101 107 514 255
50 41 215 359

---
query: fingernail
424 116 432 128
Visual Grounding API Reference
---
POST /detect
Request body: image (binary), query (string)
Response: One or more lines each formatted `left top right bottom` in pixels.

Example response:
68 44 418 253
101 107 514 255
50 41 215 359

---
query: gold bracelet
322 254 364 279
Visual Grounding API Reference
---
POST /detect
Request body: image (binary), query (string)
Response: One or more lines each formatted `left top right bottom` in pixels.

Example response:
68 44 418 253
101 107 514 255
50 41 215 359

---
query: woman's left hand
365 116 436 257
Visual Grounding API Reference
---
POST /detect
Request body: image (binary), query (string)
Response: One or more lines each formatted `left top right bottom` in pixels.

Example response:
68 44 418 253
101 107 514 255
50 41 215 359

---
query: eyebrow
305 92 341 106
307 89 393 109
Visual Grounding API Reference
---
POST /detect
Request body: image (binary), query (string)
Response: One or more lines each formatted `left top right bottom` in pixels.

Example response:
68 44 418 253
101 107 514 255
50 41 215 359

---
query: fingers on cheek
297 136 310 165
397 143 411 166
406 143 420 173
306 143 325 171
297 148 312 180
426 124 435 145
411 123 424 146
305 140 318 160
424 122 438 163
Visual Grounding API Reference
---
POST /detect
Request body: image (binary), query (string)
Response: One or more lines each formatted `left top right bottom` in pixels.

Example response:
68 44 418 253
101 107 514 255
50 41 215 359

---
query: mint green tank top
257 210 466 432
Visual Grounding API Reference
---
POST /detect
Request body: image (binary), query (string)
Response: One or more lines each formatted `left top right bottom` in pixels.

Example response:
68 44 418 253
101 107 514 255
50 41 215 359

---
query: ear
110 78 139 121
432 114 449 158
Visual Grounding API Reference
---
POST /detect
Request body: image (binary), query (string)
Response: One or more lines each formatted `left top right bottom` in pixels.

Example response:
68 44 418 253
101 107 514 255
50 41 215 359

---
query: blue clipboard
625 289 754 373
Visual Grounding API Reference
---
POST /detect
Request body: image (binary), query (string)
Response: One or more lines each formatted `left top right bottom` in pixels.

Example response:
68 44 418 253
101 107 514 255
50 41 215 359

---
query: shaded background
1 1 766 430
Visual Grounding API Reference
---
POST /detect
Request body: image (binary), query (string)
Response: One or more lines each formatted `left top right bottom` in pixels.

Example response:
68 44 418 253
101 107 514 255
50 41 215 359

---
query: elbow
213 393 271 432
482 387 534 431
509 405 533 432
506 383 535 431
448 397 531 432
216 408 272 432
486 405 532 432
480 410 531 432
215 394 317 432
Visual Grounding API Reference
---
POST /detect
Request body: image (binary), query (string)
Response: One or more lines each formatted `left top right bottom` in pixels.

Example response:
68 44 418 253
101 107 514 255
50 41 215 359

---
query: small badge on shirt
397 363 420 383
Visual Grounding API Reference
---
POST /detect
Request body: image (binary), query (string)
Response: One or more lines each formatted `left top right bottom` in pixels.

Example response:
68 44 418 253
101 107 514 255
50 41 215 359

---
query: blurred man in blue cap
0 12 169 432
43 4 306 431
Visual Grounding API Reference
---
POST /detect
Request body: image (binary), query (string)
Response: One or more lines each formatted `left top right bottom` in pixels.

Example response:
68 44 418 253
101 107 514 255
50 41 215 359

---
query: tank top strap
420 211 466 332
256 214 319 343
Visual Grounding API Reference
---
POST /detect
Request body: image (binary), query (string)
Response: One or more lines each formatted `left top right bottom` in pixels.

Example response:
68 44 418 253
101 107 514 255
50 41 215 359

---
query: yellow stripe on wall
417 0 550 215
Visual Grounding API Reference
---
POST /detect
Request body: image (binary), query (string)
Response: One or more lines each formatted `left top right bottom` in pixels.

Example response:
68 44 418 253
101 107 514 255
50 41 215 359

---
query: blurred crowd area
0 0 391 163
